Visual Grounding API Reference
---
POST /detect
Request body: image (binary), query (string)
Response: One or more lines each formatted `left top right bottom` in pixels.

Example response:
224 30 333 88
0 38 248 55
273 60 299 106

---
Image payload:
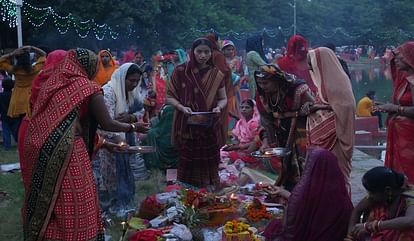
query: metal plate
250 147 291 158
117 146 156 153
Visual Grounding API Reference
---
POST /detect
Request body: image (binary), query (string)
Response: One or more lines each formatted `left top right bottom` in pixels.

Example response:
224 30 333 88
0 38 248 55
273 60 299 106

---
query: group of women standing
4 34 414 240
2 45 150 240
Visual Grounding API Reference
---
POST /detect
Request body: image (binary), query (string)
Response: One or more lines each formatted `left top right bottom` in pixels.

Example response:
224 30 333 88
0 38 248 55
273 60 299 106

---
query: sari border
23 109 78 241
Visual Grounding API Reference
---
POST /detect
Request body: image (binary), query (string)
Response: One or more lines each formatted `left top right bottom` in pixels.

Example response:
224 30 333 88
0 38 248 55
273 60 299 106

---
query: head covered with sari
232 98 260 144
107 63 143 118
167 37 225 145
30 50 67 109
246 35 267 63
23 48 101 241
222 39 235 51
263 148 353 241
287 35 309 62
254 64 300 112
307 47 355 160
93 49 118 86
205 33 219 51
397 41 414 70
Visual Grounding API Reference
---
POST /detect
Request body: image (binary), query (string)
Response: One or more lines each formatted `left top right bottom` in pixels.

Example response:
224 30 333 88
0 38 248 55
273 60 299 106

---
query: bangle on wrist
363 222 370 233
129 123 136 132
398 106 405 115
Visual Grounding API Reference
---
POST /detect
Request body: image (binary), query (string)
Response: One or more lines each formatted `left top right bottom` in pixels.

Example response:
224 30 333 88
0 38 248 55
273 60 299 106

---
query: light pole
289 0 311 36
16 0 23 47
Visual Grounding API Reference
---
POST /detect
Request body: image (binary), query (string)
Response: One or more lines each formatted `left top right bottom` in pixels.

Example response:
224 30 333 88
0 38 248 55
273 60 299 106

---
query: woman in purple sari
263 148 353 241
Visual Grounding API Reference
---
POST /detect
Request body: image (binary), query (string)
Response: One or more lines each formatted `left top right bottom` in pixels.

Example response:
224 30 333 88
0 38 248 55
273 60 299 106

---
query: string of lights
1 0 120 40
1 0 414 42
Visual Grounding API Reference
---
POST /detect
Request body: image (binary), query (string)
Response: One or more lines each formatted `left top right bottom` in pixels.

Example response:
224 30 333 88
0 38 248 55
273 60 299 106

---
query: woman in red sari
263 148 353 241
18 49 67 189
167 38 227 189
375 41 414 184
277 35 317 93
22 48 145 241
346 166 414 241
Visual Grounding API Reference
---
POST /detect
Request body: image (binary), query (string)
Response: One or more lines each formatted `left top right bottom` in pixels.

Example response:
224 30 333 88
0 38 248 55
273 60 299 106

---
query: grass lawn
0 146 166 241
0 147 24 241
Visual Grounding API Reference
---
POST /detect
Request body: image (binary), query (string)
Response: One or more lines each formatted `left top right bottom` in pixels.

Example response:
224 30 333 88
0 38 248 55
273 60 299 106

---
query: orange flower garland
246 198 272 222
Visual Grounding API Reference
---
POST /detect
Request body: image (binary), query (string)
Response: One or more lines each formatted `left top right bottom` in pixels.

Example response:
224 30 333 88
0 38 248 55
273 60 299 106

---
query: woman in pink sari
375 41 414 184
222 99 260 163
307 47 355 191
263 148 353 241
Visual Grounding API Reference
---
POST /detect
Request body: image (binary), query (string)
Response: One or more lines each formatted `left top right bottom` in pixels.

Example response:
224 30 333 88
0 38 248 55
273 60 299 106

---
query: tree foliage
2 0 414 53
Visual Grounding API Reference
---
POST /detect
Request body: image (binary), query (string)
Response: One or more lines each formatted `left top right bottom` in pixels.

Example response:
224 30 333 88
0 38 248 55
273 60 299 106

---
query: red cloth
398 41 414 69
369 196 414 241
385 49 414 183
277 35 317 92
19 50 67 189
263 148 353 241
129 229 163 241
155 73 166 109
122 49 135 64
22 50 103 241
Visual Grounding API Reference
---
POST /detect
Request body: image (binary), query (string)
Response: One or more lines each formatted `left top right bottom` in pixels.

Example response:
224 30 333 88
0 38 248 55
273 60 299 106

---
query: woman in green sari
143 105 178 170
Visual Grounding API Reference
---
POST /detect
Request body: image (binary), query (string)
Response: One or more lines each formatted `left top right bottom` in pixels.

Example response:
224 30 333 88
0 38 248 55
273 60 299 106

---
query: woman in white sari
93 63 149 214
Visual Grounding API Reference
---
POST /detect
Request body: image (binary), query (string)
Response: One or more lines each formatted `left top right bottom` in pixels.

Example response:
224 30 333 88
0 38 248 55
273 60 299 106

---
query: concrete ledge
351 148 383 204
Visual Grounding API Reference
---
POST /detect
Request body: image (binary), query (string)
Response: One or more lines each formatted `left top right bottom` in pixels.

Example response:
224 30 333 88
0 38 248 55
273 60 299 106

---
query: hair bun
393 171 405 188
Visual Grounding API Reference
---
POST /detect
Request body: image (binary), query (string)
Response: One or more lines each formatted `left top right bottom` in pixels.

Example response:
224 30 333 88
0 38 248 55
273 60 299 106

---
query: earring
388 191 393 203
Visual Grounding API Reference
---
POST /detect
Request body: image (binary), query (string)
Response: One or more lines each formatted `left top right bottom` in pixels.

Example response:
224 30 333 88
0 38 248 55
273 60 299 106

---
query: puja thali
250 147 291 158
117 146 156 154
187 112 217 127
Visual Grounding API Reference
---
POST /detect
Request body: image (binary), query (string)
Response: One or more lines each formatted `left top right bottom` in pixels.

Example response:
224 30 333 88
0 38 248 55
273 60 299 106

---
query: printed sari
263 148 353 241
385 42 414 184
22 49 103 241
368 190 414 241
307 47 355 191
168 39 225 188
18 50 67 189
256 77 310 191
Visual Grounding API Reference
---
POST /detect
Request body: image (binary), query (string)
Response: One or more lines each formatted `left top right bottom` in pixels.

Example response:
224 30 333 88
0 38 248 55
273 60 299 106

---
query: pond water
349 64 394 104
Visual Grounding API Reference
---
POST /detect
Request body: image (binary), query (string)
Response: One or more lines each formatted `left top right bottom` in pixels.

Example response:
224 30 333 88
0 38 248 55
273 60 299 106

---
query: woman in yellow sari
0 45 46 118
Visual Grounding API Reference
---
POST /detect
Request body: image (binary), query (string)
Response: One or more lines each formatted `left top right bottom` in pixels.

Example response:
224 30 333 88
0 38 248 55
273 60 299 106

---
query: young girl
222 99 260 159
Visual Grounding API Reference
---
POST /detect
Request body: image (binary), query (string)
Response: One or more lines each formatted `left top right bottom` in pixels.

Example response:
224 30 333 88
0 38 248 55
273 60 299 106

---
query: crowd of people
0 35 413 241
